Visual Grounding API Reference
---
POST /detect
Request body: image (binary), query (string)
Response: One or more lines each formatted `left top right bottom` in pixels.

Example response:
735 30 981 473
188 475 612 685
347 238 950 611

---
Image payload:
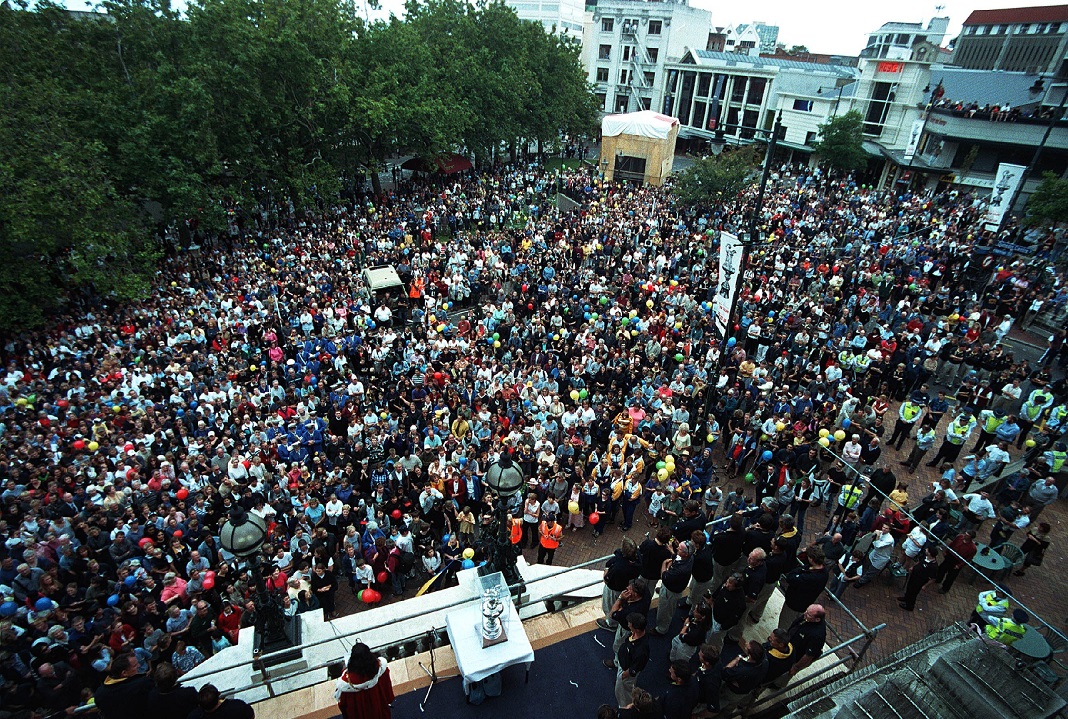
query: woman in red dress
336 643 394 719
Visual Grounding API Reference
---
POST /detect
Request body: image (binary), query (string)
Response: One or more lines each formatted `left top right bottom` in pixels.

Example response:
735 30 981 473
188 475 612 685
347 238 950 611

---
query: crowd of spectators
0 156 1066 719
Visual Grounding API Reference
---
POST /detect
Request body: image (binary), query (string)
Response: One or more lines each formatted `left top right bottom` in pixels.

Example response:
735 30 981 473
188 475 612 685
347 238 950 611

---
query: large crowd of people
1 155 1066 719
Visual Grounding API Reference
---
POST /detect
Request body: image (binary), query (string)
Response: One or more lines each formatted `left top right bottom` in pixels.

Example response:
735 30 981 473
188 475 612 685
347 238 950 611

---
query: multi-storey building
951 4 1068 76
581 0 712 114
862 17 949 60
503 0 586 36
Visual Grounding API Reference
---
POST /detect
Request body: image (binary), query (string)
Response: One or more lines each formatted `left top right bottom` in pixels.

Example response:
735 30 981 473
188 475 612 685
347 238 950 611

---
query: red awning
399 153 473 174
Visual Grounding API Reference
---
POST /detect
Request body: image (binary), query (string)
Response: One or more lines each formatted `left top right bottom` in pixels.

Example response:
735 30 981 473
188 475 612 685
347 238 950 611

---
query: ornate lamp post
481 454 526 594
219 507 298 655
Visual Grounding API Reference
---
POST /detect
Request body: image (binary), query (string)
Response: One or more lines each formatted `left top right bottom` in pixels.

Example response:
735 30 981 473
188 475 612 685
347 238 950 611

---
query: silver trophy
480 585 508 648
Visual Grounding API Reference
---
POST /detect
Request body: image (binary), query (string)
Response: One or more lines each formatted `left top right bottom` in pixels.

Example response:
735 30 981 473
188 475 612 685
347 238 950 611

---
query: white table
444 599 534 693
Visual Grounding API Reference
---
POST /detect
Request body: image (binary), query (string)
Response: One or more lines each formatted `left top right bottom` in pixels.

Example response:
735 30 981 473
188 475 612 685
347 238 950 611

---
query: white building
582 0 713 115
503 0 586 36
861 17 949 60
662 50 858 158
724 21 779 55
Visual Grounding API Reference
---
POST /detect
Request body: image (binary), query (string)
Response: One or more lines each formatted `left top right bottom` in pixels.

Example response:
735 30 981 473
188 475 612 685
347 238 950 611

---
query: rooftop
963 4 1068 25
936 66 1050 106
689 49 856 76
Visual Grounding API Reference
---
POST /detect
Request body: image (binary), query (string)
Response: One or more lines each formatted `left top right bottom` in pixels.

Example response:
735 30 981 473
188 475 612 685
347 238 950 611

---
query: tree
1026 172 1068 227
673 146 762 212
812 110 868 172
788 44 809 54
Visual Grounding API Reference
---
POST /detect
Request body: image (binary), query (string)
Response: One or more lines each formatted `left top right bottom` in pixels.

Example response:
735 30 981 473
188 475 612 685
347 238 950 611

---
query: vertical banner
903 118 925 162
713 231 742 338
984 163 1026 229
707 74 725 130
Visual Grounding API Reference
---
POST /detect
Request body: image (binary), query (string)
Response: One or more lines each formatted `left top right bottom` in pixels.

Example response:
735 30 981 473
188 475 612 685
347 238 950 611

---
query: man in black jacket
710 513 746 591
706 572 746 648
93 652 153 719
671 500 706 542
601 578 652 659
684 531 716 610
742 513 775 556
599 537 641 630
653 541 694 635
611 612 650 708
749 538 789 624
638 528 673 587
777 546 829 631
145 663 199 719
660 661 700 719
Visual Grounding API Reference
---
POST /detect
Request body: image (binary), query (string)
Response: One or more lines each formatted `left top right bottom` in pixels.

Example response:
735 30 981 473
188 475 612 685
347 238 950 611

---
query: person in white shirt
842 435 862 466
959 492 996 532
856 528 895 586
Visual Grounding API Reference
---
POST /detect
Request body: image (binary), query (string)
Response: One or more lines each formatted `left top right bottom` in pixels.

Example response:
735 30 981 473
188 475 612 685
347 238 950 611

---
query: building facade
662 50 858 156
951 5 1068 77
503 0 586 36
581 0 712 114
861 17 949 60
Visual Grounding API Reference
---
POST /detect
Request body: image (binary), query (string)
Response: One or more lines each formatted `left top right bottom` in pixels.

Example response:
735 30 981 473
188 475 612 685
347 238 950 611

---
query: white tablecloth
444 599 534 691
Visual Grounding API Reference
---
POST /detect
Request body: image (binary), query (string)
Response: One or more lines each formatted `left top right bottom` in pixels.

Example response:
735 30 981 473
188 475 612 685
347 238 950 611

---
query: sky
59 0 1068 56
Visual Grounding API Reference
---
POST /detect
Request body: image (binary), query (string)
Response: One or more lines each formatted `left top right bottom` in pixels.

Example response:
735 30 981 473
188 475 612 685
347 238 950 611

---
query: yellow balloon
88 441 99 452
657 468 669 481
818 428 829 438
570 390 580 400
646 299 654 308
631 330 639 338
707 434 715 443
1025 439 1037 448
493 340 501 348
437 324 446 332
834 430 846 442
462 548 475 559
429 314 437 323
568 501 580 514
629 309 638 318
818 437 830 447
775 422 785 432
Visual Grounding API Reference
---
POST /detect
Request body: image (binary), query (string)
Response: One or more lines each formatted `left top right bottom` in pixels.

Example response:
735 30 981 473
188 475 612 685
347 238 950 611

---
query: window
863 81 896 135
896 33 909 44
644 71 655 86
697 74 712 96
974 25 985 35
596 92 607 110
596 67 609 82
620 69 629 84
639 97 651 110
691 101 706 127
599 44 611 60
648 20 662 35
805 131 817 145
622 45 633 61
647 47 659 62
601 17 614 32
990 24 1002 34
746 76 766 105
731 77 747 103
792 99 813 112
615 95 629 113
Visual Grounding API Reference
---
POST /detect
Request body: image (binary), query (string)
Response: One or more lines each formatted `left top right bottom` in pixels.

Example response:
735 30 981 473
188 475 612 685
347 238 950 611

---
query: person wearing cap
973 407 1008 454
984 608 1030 645
926 409 976 467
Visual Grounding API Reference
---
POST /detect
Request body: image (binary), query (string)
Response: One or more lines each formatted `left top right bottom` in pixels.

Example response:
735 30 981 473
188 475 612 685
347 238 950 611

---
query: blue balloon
0 601 17 617
726 337 737 347
462 559 475 569
123 575 137 587
107 595 120 607
34 597 52 612
842 418 852 429
442 534 451 544
189 401 198 410
761 450 773 462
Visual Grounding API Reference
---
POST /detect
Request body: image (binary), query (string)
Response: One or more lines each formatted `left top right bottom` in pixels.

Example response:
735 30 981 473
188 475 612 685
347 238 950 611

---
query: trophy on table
480 584 508 648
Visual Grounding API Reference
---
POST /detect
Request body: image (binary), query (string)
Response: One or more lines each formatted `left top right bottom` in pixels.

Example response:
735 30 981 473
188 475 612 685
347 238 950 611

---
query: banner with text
903 118 925 162
713 231 743 338
983 163 1026 229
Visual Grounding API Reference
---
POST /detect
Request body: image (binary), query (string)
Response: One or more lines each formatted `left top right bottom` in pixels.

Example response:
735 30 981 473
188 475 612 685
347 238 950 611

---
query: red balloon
176 488 189 500
173 530 183 539
72 440 85 451
205 571 215 581
138 537 154 550
391 509 402 520
57 399 69 408
433 372 443 381
527 303 534 310
588 512 600 525
376 571 389 584
202 577 215 590
362 588 381 604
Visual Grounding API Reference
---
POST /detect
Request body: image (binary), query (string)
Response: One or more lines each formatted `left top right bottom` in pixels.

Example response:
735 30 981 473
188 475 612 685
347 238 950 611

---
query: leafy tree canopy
673 146 762 212
1026 172 1068 227
812 110 868 172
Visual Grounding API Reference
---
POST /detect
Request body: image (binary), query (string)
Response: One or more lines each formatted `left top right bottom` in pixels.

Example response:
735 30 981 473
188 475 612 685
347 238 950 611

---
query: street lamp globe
484 454 525 496
219 507 268 558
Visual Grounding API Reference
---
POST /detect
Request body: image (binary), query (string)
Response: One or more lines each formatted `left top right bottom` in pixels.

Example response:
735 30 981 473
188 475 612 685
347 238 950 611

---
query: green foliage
1026 172 1068 226
0 0 597 332
673 146 762 211
812 110 868 172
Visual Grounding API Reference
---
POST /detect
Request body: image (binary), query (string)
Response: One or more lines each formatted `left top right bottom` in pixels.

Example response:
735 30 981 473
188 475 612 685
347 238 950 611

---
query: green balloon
357 589 364 602
492 333 500 341
744 473 755 483
675 353 684 362
579 389 588 399
591 313 599 320
621 317 629 325
656 461 666 470
599 297 608 305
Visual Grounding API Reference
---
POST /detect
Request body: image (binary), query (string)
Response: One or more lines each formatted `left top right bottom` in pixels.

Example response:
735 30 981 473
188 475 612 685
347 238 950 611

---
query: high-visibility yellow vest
985 618 1026 645
976 593 1009 615
1050 451 1067 472
902 403 921 422
982 413 1005 433
1022 402 1044 422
